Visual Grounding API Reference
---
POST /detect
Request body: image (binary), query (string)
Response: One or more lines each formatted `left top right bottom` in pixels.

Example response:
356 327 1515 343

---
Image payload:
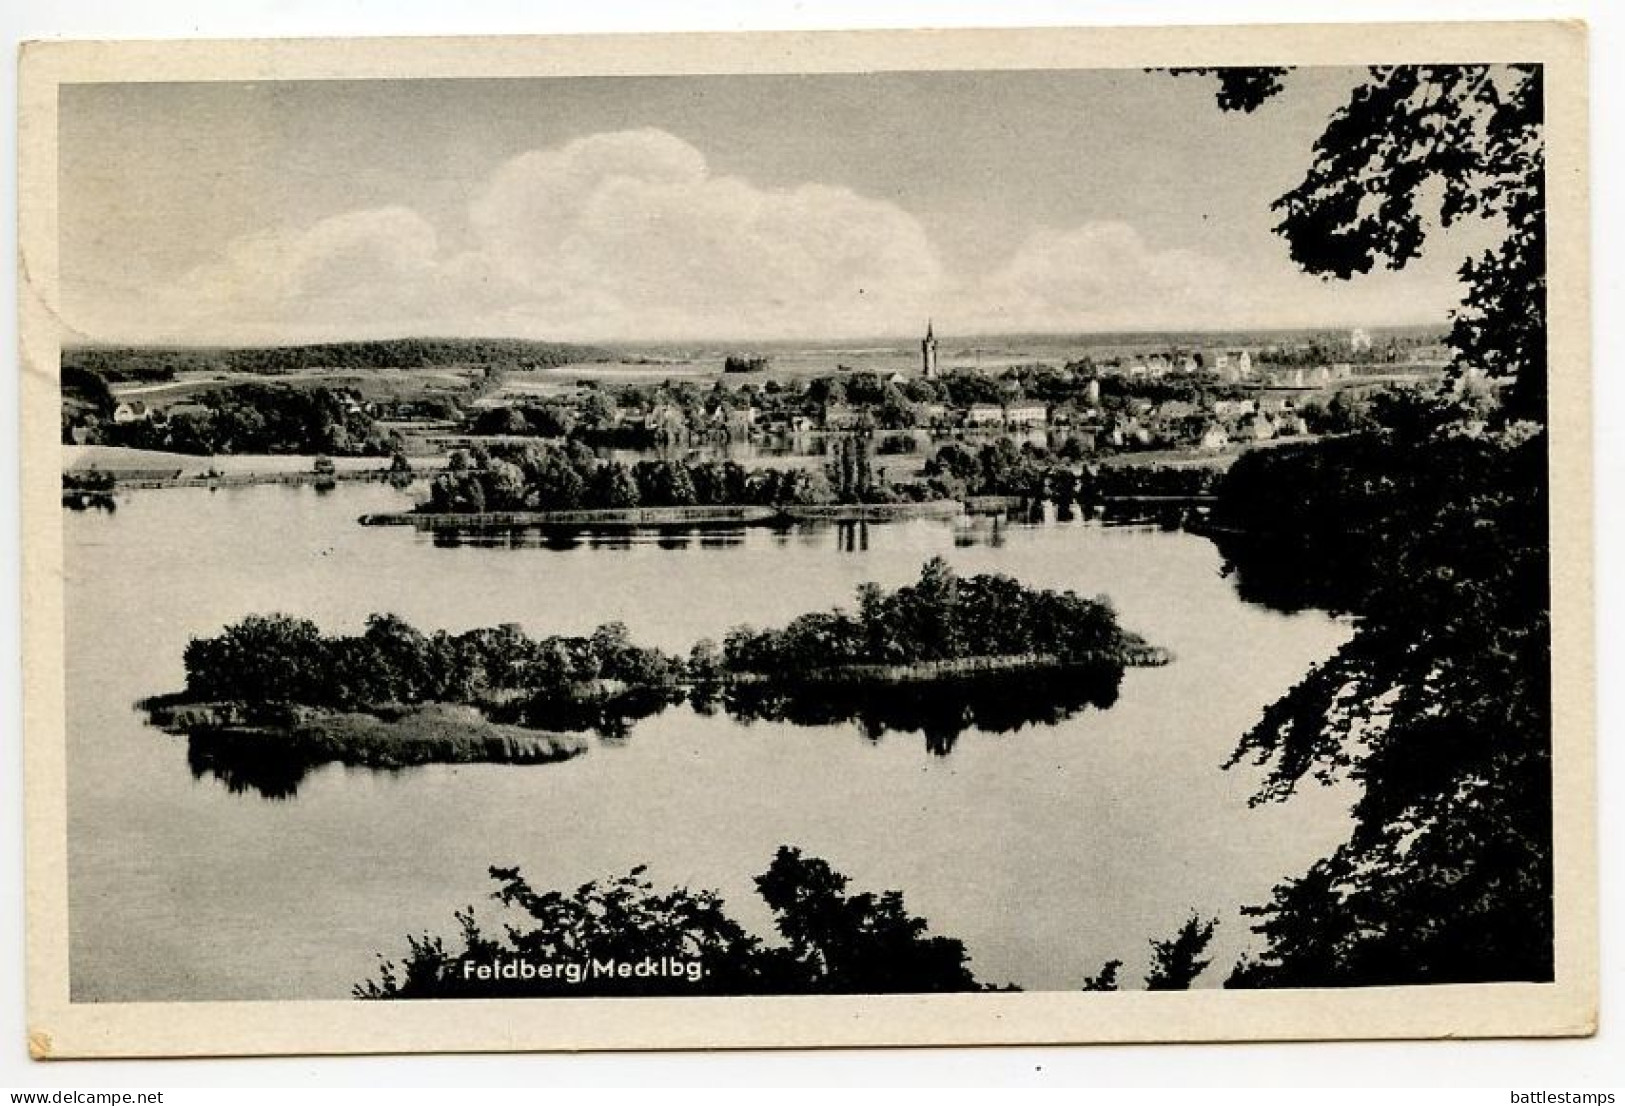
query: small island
705 557 1168 752
143 613 688 795
145 559 1166 794
710 556 1166 681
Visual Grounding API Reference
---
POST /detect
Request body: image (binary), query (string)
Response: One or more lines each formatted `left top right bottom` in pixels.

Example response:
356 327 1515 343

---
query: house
1084 379 1101 404
1108 416 1151 447
1212 398 1256 421
1154 399 1197 422
1236 351 1254 378
643 402 688 439
1330 362 1354 380
1308 366 1333 387
1199 424 1231 451
1004 402 1049 427
1240 413 1278 441
966 403 1004 427
1256 395 1293 417
822 402 866 430
708 404 757 438
918 402 949 426
1179 355 1200 374
112 400 150 423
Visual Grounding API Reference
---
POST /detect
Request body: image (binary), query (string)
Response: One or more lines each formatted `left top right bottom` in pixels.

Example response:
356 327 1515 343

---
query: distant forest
62 337 613 380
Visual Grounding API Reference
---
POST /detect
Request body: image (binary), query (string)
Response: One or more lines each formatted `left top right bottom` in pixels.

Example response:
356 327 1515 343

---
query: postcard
18 21 1594 1057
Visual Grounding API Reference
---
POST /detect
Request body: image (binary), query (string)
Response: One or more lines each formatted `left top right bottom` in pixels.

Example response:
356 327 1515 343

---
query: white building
1005 403 1049 427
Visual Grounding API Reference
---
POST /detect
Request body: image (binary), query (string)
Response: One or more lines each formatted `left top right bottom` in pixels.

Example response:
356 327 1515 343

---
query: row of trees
924 439 1222 502
424 440 907 514
63 337 607 379
181 612 684 715
717 557 1144 677
71 383 397 457
179 557 1156 727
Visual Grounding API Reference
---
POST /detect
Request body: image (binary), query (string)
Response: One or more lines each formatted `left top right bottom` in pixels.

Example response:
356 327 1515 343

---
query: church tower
921 319 939 380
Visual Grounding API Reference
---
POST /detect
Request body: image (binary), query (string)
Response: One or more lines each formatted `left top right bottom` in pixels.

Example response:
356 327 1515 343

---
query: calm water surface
66 482 1353 1000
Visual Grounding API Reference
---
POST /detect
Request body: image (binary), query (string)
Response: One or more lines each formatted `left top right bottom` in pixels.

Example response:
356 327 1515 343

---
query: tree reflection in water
714 663 1123 756
185 729 316 801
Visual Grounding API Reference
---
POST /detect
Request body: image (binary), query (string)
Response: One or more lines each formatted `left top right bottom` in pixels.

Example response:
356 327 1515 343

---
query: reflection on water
715 664 1123 757
428 524 763 551
416 517 1056 553
66 480 1355 1001
63 492 118 512
185 730 318 801
177 666 1127 799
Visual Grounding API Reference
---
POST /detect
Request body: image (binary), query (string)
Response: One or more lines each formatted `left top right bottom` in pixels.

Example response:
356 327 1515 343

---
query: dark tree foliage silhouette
1215 424 1551 987
753 847 981 993
1144 914 1219 991
1080 959 1123 992
1178 65 1546 422
356 847 985 998
719 556 1148 675
1176 67 1553 987
1078 913 1218 992
181 611 684 719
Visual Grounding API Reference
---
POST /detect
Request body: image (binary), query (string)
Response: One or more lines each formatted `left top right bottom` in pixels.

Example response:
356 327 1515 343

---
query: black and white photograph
17 21 1595 1057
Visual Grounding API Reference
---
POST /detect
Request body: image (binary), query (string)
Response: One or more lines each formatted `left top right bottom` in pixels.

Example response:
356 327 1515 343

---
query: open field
107 365 485 408
64 444 398 477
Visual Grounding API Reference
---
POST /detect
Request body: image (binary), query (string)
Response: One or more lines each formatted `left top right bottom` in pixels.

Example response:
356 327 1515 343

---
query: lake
65 481 1353 1000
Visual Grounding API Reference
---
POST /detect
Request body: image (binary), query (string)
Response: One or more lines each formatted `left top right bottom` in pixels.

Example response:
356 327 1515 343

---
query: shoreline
723 648 1171 686
143 699 589 771
358 500 964 529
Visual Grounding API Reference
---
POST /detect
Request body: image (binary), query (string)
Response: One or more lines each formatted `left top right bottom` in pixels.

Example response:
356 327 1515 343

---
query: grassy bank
146 699 587 770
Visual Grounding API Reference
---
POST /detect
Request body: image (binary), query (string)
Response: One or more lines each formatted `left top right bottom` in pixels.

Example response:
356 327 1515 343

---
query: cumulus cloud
952 222 1238 334
83 128 1337 344
465 129 944 339
167 207 446 329
101 129 947 344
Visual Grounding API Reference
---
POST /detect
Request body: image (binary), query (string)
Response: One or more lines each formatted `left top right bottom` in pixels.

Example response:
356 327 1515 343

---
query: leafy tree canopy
1175 65 1545 420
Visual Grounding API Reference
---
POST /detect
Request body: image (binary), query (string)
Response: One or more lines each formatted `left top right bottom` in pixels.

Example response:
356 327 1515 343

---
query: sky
57 68 1499 345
